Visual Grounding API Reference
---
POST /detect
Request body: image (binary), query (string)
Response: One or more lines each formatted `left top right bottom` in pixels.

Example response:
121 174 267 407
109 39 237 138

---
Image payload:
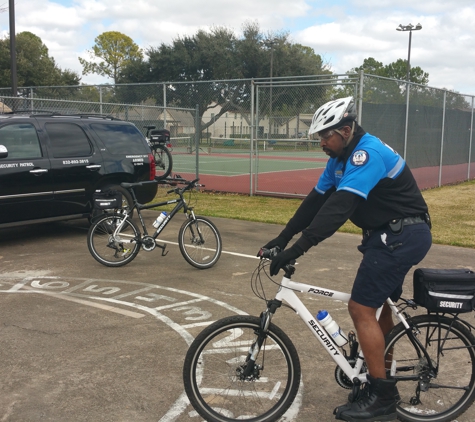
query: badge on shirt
351 150 369 166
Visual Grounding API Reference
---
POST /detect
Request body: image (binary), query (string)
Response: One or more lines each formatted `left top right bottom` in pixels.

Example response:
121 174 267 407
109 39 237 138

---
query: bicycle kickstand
156 242 168 256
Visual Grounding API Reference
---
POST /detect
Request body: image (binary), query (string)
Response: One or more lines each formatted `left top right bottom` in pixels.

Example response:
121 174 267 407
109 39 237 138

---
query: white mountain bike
183 247 475 422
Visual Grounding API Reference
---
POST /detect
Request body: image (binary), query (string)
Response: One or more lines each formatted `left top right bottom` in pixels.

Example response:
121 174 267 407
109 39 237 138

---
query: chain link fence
0 73 473 197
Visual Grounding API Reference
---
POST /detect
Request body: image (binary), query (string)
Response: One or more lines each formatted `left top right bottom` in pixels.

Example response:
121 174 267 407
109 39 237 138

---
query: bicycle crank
335 359 356 389
141 236 156 251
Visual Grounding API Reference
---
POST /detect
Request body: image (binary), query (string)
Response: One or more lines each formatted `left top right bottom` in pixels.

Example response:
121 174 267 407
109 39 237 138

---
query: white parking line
159 239 260 259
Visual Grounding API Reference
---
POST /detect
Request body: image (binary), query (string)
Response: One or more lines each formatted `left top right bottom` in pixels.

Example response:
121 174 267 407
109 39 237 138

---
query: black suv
0 113 157 228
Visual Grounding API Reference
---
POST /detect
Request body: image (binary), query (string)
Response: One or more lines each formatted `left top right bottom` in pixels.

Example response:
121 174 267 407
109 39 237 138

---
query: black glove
269 246 302 276
258 235 290 257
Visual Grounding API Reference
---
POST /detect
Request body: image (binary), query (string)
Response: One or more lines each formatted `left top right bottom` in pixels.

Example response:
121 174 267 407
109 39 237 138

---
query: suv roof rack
0 110 121 120
34 112 122 120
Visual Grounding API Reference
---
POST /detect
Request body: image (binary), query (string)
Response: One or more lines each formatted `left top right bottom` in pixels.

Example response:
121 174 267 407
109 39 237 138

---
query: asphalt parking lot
1 211 475 421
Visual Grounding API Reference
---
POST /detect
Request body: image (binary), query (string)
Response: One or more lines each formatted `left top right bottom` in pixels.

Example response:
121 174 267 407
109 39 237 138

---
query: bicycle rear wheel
178 216 222 269
87 214 141 267
385 314 475 422
153 144 172 179
183 315 301 422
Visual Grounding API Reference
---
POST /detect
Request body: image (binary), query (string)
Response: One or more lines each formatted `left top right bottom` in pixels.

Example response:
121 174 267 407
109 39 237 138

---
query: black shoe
334 374 397 421
347 382 400 403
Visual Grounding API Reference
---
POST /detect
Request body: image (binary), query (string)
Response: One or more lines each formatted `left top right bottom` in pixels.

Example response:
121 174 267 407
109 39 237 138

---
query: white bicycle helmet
308 96 357 136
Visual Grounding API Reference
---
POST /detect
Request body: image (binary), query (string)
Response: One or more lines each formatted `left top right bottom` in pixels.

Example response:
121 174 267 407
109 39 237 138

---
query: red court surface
173 162 474 197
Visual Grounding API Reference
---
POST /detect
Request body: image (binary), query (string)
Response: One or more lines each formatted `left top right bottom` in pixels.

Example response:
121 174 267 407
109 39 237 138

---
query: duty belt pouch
93 189 122 210
413 268 475 313
388 219 403 235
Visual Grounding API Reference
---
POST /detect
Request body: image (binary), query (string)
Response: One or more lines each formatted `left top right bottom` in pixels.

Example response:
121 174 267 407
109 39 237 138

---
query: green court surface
171 149 328 176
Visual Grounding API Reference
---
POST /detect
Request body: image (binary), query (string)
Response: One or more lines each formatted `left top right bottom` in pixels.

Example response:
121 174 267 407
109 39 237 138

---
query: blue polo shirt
316 133 405 199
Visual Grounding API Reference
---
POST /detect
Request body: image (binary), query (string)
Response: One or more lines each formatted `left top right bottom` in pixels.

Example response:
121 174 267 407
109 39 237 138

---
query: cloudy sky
1 0 474 96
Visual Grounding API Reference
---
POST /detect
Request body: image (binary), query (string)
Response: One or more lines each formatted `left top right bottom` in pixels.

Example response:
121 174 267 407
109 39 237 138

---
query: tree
346 57 469 109
349 57 429 85
79 31 142 84
340 57 429 104
0 31 81 88
125 22 331 134
385 58 429 85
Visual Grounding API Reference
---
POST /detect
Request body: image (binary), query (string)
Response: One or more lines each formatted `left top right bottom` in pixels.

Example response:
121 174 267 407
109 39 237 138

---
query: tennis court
168 139 328 195
168 138 475 195
173 151 327 175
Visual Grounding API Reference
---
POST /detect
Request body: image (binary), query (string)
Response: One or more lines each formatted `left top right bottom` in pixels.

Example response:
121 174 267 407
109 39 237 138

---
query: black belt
364 214 430 237
397 216 426 225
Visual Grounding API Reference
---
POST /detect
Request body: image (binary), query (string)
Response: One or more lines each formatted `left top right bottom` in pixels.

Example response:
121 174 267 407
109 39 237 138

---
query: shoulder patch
351 150 369 166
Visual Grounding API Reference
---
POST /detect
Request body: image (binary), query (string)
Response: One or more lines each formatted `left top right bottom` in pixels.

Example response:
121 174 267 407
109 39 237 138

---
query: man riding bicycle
260 96 432 421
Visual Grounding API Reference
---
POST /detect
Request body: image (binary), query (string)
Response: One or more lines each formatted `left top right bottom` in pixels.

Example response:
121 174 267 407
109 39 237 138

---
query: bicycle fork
240 300 282 380
187 211 205 245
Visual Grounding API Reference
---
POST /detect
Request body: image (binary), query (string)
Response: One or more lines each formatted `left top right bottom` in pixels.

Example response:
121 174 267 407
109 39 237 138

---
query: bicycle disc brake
236 362 262 382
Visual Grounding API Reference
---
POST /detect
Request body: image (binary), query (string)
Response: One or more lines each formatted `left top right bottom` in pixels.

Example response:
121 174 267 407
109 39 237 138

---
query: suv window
45 122 93 158
90 123 149 155
0 123 42 159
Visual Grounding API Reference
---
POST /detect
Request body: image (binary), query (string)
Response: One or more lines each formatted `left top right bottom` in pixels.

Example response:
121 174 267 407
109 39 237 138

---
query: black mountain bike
87 178 222 269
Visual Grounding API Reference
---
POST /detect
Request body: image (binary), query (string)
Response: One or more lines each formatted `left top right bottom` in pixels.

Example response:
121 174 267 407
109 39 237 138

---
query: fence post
403 83 410 160
30 88 34 112
163 83 167 129
250 80 255 196
438 90 447 187
357 71 364 125
469 96 474 180
99 86 103 115
195 104 200 180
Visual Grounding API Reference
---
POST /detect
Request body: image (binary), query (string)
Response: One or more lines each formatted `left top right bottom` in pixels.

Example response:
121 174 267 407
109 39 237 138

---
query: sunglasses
310 128 346 141
310 129 335 141
320 130 336 140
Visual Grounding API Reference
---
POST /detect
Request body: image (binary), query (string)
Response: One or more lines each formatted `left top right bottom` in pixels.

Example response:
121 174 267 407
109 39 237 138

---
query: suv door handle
29 169 49 175
86 164 101 170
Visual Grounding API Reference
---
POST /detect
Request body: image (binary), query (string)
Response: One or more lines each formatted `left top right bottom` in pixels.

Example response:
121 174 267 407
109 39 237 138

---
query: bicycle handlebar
258 246 296 277
121 177 201 195
165 178 201 194
258 246 281 259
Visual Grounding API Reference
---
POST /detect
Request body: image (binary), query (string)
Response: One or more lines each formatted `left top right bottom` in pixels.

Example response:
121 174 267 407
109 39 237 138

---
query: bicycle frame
112 179 199 244
262 273 412 384
131 190 193 239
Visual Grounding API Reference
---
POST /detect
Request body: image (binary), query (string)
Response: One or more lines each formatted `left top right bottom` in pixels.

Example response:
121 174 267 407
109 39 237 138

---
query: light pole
263 38 277 138
396 23 422 161
269 42 274 139
396 23 422 81
9 0 17 98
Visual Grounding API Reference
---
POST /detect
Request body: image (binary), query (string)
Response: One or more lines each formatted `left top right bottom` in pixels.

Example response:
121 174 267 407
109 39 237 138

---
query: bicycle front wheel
178 216 222 269
87 214 141 267
385 314 475 422
153 144 173 179
183 315 301 422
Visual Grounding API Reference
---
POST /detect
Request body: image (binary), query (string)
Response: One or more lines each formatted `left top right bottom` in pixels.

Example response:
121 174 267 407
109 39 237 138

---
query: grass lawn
152 179 475 249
